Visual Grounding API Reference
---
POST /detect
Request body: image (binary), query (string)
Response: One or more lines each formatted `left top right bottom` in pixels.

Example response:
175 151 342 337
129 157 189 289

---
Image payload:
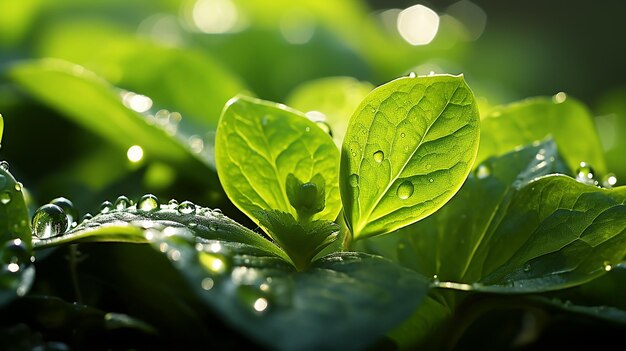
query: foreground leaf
377 140 626 292
34 204 429 351
340 74 480 239
0 165 33 306
215 96 341 225
478 97 606 173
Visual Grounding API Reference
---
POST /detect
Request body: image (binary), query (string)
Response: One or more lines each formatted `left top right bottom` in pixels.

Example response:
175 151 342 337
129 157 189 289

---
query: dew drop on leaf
138 194 159 212
476 164 490 179
603 261 612 272
32 204 68 239
602 173 617 188
523 263 531 272
168 199 179 207
396 181 414 200
82 213 93 222
349 174 359 187
576 162 598 186
0 191 11 204
114 196 131 210
373 150 384 163
1 239 29 273
400 132 406 138
429 178 434 183
408 72 416 78
50 197 78 228
201 277 215 291
100 201 113 214
177 201 196 215
315 121 333 136
0 161 8 171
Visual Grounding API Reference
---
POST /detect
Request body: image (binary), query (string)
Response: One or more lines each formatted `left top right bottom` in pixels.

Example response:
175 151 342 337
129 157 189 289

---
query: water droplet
178 201 196 215
138 194 159 212
1 239 29 273
0 191 11 204
476 164 490 179
604 261 612 272
188 135 204 153
168 199 179 207
429 178 434 183
82 213 93 222
100 201 113 214
397 181 414 200
253 298 269 312
373 150 384 163
32 204 68 239
114 196 131 210
408 72 416 78
552 91 567 104
315 121 333 136
0 161 8 171
305 126 311 132
400 132 406 138
199 252 228 274
576 162 598 186
14 183 22 192
602 173 617 188
432 274 440 284
349 174 359 187
213 208 222 214
523 263 531 272
168 249 181 261
50 197 78 228
201 277 215 290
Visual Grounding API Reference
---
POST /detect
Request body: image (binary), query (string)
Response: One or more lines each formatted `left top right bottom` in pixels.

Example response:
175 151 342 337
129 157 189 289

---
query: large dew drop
32 204 68 239
114 196 131 210
349 174 359 187
178 201 196 215
50 197 78 228
373 150 384 163
0 191 11 204
138 194 159 212
100 201 113 214
397 181 414 200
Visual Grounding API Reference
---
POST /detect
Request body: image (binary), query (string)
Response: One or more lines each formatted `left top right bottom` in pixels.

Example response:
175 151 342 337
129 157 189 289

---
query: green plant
2 65 626 351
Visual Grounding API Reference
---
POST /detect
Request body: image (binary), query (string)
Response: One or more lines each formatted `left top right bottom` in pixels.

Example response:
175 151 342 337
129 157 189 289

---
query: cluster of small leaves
1 70 626 351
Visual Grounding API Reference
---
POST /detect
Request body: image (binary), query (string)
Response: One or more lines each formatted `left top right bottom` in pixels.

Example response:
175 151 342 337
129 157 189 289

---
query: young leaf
286 76 374 146
36 203 430 351
215 95 341 226
378 140 626 293
340 74 480 239
478 97 606 173
0 164 34 306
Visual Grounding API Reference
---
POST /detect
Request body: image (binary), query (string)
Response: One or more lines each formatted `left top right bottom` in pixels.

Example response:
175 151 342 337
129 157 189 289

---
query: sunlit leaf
478 97 606 173
341 74 480 239
374 140 626 292
215 96 341 225
35 203 430 351
0 165 33 306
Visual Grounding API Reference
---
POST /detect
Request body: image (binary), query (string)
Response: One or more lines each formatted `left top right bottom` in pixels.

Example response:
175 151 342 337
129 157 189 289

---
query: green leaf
215 95 341 226
38 25 246 131
286 76 374 146
0 114 3 144
36 203 430 351
478 97 606 174
256 210 338 270
8 59 216 170
0 164 34 306
340 74 480 239
380 140 626 292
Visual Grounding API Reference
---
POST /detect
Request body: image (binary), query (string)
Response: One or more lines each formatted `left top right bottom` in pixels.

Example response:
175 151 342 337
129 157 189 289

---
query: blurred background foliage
0 0 625 214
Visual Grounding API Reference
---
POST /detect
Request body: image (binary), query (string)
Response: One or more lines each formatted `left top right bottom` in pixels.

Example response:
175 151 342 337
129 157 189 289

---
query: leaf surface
34 202 429 351
340 74 480 239
215 96 341 226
